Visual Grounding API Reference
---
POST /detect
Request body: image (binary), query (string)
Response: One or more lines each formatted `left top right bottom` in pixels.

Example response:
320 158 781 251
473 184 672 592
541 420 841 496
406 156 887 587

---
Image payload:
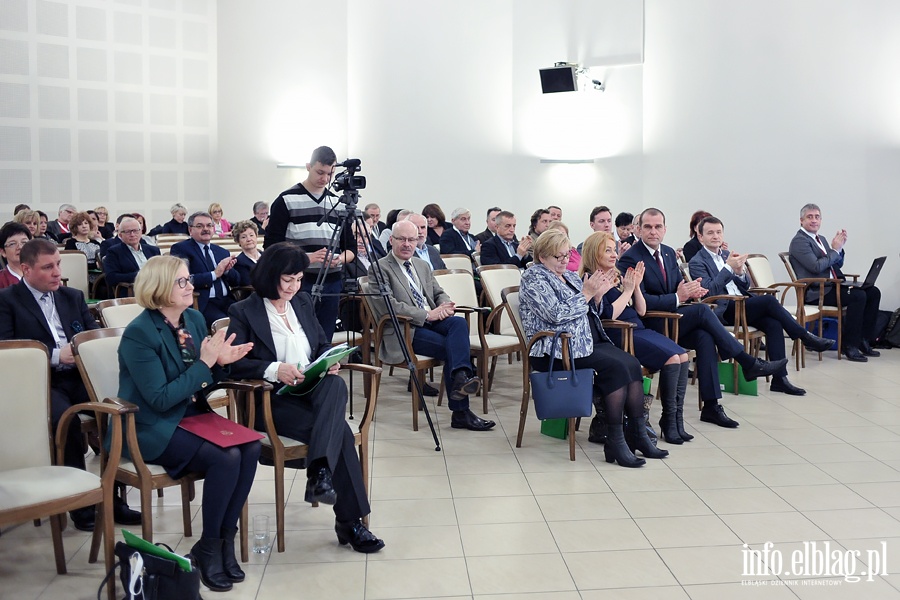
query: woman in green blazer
118 255 256 593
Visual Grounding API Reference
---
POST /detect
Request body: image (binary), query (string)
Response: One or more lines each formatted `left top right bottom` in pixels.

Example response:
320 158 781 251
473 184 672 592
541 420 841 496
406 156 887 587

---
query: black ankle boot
657 364 683 444
221 527 244 582
190 537 232 592
587 395 607 444
604 422 645 468
674 362 693 441
626 418 669 459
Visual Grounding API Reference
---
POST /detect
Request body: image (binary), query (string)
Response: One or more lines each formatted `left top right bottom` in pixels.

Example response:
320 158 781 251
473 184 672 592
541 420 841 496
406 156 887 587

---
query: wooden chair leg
275 461 286 553
240 502 248 562
33 518 41 527
358 440 370 528
140 485 153 542
88 504 103 563
567 417 576 461
516 391 530 448
180 481 192 538
50 513 66 574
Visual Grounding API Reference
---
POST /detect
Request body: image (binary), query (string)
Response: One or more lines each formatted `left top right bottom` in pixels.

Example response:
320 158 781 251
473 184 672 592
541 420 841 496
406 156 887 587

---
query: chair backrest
745 253 775 288
501 286 525 344
0 341 51 470
211 240 240 255
211 317 230 333
155 234 188 255
98 300 144 328
478 265 521 334
679 262 691 282
778 252 797 281
59 250 90 297
440 254 474 274
73 328 126 407
433 269 480 336
472 252 481 267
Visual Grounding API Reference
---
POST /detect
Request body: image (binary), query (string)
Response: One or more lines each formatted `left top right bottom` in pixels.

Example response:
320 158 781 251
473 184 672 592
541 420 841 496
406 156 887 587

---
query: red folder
179 412 264 448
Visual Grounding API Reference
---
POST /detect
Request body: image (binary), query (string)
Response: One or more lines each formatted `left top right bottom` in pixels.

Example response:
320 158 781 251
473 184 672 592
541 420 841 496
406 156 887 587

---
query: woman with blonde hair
209 202 231 237
546 220 581 271
94 206 114 239
580 231 692 444
12 209 39 237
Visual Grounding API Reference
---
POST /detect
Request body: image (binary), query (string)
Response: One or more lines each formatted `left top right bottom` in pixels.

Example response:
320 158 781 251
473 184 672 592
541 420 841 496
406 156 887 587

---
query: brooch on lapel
71 321 84 333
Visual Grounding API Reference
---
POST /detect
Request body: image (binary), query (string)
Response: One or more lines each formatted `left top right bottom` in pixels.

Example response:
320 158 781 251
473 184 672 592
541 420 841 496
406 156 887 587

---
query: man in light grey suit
372 220 493 431
788 203 881 362
689 217 833 395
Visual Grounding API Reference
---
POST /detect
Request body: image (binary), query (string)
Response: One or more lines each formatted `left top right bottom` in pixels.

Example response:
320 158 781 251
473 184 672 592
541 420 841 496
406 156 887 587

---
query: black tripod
309 164 441 451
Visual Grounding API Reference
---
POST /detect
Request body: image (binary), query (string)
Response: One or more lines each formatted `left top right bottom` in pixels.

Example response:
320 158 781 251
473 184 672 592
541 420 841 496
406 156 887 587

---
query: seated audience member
0 239 141 531
520 228 664 466
364 202 386 237
548 205 563 221
373 220 493 431
681 210 712 262
47 203 76 241
474 207 501 244
131 212 158 246
149 203 190 236
378 208 404 249
422 203 450 246
528 208 551 248
0 222 31 289
438 207 481 258
582 231 692 444
615 211 635 249
227 243 384 553
250 201 269 236
689 216 833 395
480 210 532 268
577 205 614 254
118 255 256 591
170 211 241 328
403 213 446 271
64 211 103 269
788 203 882 362
12 209 39 237
232 220 262 287
618 208 788 429
104 216 161 295
99 213 138 259
546 221 581 272
209 202 231 237
94 206 115 239
342 219 387 333
35 210 55 242
13 203 30 215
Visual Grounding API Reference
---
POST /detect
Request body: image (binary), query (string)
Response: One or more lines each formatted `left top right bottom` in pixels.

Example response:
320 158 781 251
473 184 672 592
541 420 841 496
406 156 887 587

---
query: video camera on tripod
333 158 366 194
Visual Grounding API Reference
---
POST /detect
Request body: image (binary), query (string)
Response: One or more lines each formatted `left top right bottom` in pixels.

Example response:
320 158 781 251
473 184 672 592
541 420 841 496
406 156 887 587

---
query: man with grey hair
379 209 414 249
438 208 481 257
788 203 881 362
46 203 76 241
104 216 161 296
364 203 386 236
250 201 268 235
403 213 445 271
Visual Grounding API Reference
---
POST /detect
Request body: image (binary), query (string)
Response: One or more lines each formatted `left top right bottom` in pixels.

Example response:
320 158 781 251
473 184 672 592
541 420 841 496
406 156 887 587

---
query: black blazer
0 283 98 353
105 241 161 288
234 252 260 287
226 292 331 383
170 239 241 312
438 227 479 257
617 241 682 312
480 235 531 268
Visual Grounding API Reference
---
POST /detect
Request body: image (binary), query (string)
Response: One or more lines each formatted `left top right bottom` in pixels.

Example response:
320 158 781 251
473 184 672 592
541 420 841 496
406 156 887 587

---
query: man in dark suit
474 207 501 244
372 220 493 431
618 208 787 428
250 201 268 236
405 213 446 271
170 212 240 328
788 203 881 362
480 210 532 268
46 203 76 241
689 216 833 396
364 202 387 238
104 216 161 296
438 208 481 258
0 239 141 531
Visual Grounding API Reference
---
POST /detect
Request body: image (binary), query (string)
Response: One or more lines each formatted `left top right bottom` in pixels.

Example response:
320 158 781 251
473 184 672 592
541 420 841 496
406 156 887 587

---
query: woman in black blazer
227 243 384 553
231 220 262 287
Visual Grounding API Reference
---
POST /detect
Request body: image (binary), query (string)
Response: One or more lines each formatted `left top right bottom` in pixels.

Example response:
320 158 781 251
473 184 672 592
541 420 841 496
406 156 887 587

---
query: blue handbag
529 331 594 420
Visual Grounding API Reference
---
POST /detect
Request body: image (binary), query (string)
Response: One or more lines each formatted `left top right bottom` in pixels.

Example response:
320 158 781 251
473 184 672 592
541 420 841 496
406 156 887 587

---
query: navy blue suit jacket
617 241 683 314
438 227 478 257
105 241 161 288
480 235 531 268
688 248 751 320
170 239 240 312
0 283 98 353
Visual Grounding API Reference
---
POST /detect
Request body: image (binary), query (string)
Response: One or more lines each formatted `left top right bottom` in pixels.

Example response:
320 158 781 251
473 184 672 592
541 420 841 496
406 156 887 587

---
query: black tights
602 380 645 427
186 440 261 539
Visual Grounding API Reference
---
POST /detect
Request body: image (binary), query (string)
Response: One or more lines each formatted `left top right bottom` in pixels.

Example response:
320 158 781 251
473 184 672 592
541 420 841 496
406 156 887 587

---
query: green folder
277 343 359 396
122 529 192 572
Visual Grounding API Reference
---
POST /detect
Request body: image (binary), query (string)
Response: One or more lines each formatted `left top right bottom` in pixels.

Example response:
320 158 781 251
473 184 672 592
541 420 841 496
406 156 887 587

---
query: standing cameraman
265 146 354 339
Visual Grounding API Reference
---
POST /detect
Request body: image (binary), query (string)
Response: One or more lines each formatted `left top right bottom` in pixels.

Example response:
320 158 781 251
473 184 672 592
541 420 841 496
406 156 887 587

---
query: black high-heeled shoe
626 423 669 459
604 425 645 468
190 538 232 592
335 520 385 553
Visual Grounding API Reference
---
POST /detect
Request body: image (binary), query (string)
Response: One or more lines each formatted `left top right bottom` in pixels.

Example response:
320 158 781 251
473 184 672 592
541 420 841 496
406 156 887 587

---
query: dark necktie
403 261 426 309
655 250 668 287
204 245 224 297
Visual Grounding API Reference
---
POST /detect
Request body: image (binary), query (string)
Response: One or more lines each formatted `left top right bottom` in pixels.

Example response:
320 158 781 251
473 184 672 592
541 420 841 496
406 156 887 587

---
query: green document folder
122 529 192 572
276 343 358 396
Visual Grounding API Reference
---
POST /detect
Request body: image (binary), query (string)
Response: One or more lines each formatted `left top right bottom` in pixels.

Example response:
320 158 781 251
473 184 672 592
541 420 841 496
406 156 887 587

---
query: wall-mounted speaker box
539 66 577 93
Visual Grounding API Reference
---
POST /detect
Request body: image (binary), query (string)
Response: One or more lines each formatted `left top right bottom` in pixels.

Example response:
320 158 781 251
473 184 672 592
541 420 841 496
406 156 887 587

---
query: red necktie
655 250 668 287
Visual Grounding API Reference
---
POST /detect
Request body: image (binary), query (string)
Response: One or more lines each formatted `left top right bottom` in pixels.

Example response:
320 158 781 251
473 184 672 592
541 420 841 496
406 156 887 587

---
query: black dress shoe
70 507 95 532
843 346 868 362
860 341 881 357
449 371 481 402
305 467 337 505
335 520 385 553
113 496 142 526
803 332 834 353
770 377 806 396
408 378 439 396
451 409 495 431
742 357 789 381
700 404 739 428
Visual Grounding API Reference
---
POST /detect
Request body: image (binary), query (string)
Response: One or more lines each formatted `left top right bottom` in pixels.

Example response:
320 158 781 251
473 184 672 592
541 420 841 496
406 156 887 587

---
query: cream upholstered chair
440 254 474 274
433 269 521 413
477 264 522 337
96 297 144 328
0 340 131 600
779 251 844 360
59 250 91 298
72 328 251 559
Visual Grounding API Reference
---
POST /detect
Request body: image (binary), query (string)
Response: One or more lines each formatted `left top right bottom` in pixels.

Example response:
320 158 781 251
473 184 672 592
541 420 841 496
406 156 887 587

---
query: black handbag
97 541 201 600
529 331 594 420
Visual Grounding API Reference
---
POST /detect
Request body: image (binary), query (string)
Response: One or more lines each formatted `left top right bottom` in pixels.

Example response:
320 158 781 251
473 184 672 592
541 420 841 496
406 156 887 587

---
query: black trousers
50 369 90 470
722 294 807 378
672 304 744 402
819 285 881 349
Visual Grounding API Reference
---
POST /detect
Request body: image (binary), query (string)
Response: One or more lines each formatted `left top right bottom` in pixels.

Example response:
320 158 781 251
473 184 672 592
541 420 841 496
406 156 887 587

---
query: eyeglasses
3 240 27 249
119 229 141 235
391 236 418 244
552 250 573 262
191 224 214 230
175 275 195 289
211 210 223 215
95 212 107 217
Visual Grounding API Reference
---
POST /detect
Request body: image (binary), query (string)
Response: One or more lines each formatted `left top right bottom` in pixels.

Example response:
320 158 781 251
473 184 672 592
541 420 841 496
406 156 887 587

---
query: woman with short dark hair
422 203 450 246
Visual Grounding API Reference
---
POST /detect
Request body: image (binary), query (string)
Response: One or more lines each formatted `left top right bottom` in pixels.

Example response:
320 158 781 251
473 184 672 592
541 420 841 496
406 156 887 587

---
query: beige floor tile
848 481 900 507
580 587 691 600
682 581 801 599
263 526 367 564
478 593 582 600
514 447 597 473
788 576 900 599
697 428 781 448
693 487 795 514
669 466 764 490
790 443 877 464
449 472 532 497
445 452 524 475
660 445 739 468
832 426 900 444
368 498 458 527
832 537 898 572
369 475 452 501
600 468 690 493
460 521 558 556
720 512 830 544
635 515 742 548
616 490 713 518
658 544 763 585
549 518 651 553
803 507 900 539
468 553 576 595
765 428 846 446
525 470 612 495
366 557 472 599
371 455 449 477
772 484 874 511
815 461 900 483
536 493 628 521
455 495 544 525
257 561 366 598
721 444 807 466
564 549 678 589
366 525 464 561
0 567 57 600
744 463 838 487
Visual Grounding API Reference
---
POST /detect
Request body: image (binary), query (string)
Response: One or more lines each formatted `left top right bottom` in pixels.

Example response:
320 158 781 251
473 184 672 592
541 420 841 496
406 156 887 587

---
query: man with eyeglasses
46 203 77 242
371 220 494 431
0 238 142 531
170 212 240 328
480 210 532 268
104 217 161 297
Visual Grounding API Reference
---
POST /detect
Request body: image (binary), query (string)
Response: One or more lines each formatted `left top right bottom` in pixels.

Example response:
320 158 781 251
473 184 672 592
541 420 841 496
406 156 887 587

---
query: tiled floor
4 348 900 599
